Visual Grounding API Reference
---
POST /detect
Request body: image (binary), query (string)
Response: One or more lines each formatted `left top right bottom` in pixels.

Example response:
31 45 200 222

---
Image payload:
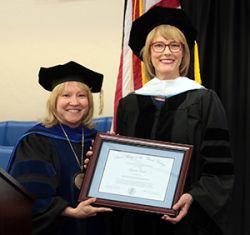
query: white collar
135 76 205 98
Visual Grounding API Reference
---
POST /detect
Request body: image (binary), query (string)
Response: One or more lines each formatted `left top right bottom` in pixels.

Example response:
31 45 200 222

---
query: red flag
113 0 181 132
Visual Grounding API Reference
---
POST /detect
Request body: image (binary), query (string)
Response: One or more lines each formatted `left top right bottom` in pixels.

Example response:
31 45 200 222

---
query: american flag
113 0 182 132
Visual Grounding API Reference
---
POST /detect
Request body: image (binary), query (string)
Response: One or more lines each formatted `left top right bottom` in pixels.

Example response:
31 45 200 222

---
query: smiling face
150 33 183 80
142 25 190 80
56 81 89 128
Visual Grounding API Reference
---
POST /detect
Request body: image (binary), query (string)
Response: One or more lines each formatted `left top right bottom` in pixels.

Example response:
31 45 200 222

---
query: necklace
60 123 85 189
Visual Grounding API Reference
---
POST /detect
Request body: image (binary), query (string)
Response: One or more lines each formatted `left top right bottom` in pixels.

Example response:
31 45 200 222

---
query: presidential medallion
74 172 85 189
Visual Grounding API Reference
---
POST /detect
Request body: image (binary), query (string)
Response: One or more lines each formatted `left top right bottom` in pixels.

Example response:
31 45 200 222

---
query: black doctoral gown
7 123 108 235
112 88 234 235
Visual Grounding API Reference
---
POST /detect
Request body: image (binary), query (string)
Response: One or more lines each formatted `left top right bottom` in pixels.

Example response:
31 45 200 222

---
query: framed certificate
79 133 193 216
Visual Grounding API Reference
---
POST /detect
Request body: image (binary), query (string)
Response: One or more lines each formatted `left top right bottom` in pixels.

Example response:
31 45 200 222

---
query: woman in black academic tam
7 61 112 235
114 6 234 235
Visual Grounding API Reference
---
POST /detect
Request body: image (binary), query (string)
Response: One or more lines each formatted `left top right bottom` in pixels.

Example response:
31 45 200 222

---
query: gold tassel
141 62 148 85
98 88 104 115
194 41 202 84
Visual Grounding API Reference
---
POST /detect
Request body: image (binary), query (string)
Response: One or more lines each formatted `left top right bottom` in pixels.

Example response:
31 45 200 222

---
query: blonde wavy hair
141 24 190 80
41 82 94 128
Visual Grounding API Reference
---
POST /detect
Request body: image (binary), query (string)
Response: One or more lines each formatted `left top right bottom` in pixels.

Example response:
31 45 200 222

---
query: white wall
0 0 124 121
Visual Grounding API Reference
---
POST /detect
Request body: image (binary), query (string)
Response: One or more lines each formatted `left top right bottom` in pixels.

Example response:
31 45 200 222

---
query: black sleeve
188 90 234 234
116 94 138 136
8 134 70 235
116 97 127 135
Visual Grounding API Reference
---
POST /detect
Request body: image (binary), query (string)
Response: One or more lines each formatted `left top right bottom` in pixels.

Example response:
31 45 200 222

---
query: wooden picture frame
79 133 193 216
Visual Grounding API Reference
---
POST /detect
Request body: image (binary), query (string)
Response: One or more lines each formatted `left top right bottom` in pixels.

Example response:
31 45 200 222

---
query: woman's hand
62 198 112 219
161 193 193 224
84 132 116 169
84 145 93 169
